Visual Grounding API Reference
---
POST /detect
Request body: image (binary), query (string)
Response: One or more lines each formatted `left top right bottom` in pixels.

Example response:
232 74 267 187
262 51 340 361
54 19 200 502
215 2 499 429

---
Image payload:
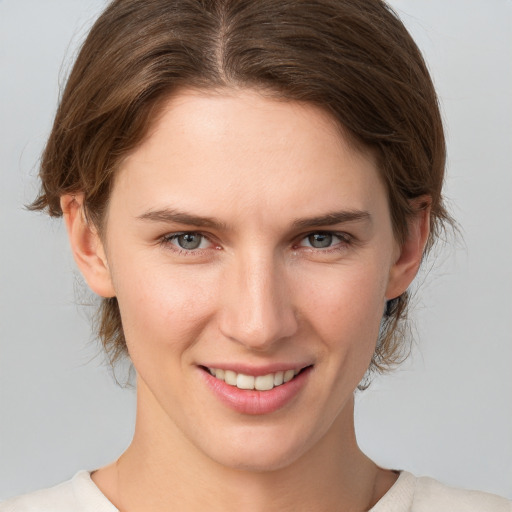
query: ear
61 194 115 298
385 197 431 300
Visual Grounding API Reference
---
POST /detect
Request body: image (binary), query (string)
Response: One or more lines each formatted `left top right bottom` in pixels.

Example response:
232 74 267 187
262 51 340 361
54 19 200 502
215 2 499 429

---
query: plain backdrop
1 0 511 501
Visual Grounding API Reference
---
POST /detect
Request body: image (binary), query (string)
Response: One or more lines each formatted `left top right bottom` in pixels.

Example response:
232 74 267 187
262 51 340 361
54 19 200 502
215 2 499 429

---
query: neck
94 379 391 512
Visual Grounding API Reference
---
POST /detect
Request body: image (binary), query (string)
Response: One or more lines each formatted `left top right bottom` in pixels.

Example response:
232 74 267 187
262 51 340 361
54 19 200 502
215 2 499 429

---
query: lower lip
200 367 312 415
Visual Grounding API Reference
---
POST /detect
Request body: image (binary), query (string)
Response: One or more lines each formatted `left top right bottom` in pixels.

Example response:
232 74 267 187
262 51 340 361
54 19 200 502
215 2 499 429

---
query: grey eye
307 233 333 248
174 233 204 250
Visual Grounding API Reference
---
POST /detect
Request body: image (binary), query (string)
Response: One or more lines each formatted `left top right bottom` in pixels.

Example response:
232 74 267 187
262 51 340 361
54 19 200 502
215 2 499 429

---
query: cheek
294 262 387 357
111 260 218 356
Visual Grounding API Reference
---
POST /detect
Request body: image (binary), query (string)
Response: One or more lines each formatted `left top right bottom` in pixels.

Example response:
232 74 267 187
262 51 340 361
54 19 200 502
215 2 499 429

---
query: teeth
255 374 274 391
236 374 255 390
283 369 295 383
224 370 237 386
208 367 302 391
273 371 284 386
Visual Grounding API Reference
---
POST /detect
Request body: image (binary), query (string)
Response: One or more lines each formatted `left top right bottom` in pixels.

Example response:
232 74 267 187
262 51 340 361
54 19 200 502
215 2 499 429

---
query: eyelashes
163 232 214 251
160 230 354 256
296 232 352 250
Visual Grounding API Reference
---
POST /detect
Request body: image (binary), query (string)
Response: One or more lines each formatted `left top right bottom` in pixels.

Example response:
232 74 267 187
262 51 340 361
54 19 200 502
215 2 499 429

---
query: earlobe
60 194 115 298
385 197 431 301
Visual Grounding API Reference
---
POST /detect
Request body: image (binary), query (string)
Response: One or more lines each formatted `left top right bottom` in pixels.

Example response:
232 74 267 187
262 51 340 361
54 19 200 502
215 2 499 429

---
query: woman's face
83 89 417 471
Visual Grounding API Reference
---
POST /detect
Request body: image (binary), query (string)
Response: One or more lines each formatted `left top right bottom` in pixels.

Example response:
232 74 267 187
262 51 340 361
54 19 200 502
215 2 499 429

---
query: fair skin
62 88 429 512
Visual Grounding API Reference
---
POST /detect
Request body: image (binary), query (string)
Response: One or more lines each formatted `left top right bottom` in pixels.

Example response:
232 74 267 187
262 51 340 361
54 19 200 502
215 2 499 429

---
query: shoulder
0 471 117 512
0 477 77 512
372 471 512 512
413 475 512 512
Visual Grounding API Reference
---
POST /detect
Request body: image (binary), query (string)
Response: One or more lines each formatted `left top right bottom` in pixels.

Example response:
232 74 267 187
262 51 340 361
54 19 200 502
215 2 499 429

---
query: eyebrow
137 207 370 231
137 208 229 230
292 210 371 230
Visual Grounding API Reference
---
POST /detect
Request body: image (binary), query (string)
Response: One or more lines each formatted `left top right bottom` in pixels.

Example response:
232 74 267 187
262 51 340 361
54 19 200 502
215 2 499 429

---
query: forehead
112 88 387 228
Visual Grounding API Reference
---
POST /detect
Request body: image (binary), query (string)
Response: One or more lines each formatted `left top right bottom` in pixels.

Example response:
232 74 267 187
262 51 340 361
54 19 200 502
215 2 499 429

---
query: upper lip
199 363 312 376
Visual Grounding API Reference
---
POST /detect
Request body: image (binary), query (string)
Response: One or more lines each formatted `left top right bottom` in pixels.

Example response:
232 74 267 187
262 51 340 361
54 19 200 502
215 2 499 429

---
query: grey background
1 0 511 501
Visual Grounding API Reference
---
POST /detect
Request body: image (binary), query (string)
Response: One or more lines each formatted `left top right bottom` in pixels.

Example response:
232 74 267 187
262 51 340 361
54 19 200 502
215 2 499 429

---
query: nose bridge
219 247 297 350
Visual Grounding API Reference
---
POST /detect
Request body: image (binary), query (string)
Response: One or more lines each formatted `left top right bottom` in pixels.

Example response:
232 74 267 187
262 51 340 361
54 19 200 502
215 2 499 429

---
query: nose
218 250 298 351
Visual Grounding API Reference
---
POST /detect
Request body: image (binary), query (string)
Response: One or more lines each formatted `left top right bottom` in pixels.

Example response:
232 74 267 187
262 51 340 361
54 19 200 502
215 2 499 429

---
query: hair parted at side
31 0 452 377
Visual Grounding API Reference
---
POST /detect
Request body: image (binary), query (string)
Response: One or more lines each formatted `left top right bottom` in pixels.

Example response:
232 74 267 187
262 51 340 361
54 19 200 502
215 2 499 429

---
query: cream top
1 470 510 511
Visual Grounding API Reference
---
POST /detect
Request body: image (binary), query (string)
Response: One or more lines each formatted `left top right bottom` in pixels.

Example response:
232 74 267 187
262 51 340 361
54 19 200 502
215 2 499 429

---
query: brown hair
31 0 452 376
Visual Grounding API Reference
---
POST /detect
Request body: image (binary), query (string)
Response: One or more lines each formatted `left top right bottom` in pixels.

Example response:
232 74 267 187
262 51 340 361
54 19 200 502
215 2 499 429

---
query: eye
164 232 211 251
298 232 350 249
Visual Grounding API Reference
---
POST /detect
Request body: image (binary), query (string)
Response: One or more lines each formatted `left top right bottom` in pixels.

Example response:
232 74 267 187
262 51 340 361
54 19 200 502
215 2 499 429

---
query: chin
198 422 323 474
210 446 303 473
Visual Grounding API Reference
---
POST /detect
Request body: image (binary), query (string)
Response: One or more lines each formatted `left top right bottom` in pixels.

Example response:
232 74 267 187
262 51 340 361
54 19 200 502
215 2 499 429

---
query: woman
1 0 510 510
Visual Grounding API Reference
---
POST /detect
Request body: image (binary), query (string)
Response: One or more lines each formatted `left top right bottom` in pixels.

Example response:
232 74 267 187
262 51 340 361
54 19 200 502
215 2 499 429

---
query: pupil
178 233 201 250
309 233 332 248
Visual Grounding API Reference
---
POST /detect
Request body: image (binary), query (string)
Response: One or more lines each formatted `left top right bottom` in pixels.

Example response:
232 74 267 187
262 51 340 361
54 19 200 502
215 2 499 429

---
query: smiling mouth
204 367 309 391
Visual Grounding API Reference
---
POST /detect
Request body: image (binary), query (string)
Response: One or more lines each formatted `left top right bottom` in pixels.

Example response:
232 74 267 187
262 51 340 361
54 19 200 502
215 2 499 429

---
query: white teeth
224 370 237 386
283 369 295 383
255 374 274 391
208 367 303 391
236 374 255 390
273 371 284 386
